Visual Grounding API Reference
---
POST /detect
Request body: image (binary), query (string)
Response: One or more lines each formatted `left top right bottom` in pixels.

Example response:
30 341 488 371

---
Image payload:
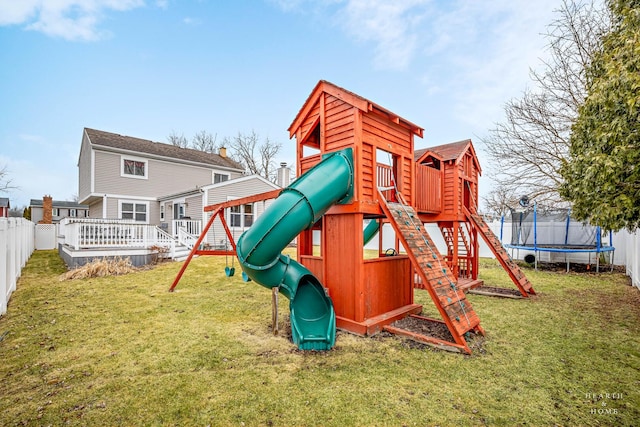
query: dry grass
59 257 139 280
1 250 639 426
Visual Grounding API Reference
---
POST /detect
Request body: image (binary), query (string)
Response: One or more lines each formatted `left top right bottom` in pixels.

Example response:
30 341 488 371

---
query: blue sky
0 0 564 209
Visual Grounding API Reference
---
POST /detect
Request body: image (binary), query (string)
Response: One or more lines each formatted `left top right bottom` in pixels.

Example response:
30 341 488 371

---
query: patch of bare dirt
526 261 624 274
389 316 455 343
471 286 523 298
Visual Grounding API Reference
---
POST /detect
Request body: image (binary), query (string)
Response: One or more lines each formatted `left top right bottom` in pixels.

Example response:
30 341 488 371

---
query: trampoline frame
500 203 615 272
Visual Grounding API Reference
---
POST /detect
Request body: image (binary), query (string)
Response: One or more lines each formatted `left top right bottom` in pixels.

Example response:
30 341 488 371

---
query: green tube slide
363 219 380 246
236 148 354 351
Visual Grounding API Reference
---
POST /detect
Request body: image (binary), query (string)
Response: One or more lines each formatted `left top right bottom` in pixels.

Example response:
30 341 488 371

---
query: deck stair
379 194 484 354
465 209 536 298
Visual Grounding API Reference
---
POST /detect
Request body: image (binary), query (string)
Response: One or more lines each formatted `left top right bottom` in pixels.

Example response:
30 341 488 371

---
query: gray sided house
30 198 89 223
78 127 245 225
65 127 283 267
158 174 280 247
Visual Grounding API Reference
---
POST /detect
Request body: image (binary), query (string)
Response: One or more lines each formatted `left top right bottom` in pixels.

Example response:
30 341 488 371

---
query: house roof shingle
84 128 243 171
414 139 472 162
0 197 9 208
30 199 89 209
289 80 424 139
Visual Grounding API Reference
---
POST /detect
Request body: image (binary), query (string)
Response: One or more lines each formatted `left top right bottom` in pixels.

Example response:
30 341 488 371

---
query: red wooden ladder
379 194 484 354
465 209 536 298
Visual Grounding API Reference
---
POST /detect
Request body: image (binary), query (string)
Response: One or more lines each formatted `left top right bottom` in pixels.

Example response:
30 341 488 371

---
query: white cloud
18 133 45 143
336 0 432 71
420 0 562 130
274 0 564 113
182 17 200 26
0 0 146 41
0 154 76 209
0 0 40 25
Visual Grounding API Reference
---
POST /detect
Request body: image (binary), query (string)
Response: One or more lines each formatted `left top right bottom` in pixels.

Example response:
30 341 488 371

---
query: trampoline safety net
510 208 606 249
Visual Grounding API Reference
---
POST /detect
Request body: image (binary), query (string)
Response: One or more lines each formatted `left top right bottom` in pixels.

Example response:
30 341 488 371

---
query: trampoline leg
611 251 615 272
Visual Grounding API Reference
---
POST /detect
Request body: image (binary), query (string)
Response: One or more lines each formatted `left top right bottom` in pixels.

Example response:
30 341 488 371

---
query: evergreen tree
560 0 640 231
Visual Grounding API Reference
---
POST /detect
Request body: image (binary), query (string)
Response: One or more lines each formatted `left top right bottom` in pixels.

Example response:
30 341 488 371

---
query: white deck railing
177 227 199 249
60 218 177 253
172 219 202 238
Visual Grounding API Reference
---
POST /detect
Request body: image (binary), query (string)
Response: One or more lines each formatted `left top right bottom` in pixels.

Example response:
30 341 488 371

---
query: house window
52 208 59 216
121 156 148 179
229 204 254 228
173 203 185 219
69 209 77 217
120 202 147 222
214 173 229 184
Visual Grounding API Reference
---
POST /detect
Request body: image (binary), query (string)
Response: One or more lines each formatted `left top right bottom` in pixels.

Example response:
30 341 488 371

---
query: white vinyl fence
365 219 640 290
1 218 35 316
618 228 640 289
490 220 640 289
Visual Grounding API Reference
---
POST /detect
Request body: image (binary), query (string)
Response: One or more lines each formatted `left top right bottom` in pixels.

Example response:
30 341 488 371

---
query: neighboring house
78 128 246 225
30 197 89 223
0 198 9 217
77 127 282 248
158 174 280 247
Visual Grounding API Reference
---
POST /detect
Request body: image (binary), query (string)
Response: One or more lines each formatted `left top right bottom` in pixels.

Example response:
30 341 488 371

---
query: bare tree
226 131 282 181
191 130 218 153
0 164 17 193
482 186 523 218
259 137 281 182
9 206 24 217
167 130 189 148
482 0 611 206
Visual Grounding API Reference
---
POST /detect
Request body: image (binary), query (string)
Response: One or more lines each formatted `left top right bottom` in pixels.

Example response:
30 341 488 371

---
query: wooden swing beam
169 189 282 292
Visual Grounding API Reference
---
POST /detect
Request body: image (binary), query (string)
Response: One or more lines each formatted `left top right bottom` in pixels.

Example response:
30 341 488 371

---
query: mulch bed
469 286 524 298
389 315 455 343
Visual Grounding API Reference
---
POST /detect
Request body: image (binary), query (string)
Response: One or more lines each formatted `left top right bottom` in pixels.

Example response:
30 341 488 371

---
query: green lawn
0 250 638 426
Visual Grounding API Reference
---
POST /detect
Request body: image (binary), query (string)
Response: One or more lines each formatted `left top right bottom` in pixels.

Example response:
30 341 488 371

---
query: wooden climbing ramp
465 208 536 298
379 195 484 354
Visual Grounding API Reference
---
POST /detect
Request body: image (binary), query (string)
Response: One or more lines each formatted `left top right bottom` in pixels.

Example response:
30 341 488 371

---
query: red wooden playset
171 80 535 354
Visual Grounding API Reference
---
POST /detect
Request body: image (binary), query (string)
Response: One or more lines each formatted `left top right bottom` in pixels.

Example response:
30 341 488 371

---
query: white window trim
69 208 77 218
120 155 149 180
213 172 230 184
173 202 186 219
118 200 150 223
226 196 254 230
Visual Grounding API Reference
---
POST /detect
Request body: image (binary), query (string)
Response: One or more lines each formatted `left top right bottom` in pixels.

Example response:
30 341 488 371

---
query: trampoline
501 203 615 272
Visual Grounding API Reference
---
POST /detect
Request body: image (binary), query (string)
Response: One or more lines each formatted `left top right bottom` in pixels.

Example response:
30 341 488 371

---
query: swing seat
242 271 252 282
225 266 235 277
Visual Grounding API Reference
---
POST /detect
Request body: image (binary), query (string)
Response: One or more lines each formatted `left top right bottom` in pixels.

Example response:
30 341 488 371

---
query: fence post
634 231 640 289
8 218 17 295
